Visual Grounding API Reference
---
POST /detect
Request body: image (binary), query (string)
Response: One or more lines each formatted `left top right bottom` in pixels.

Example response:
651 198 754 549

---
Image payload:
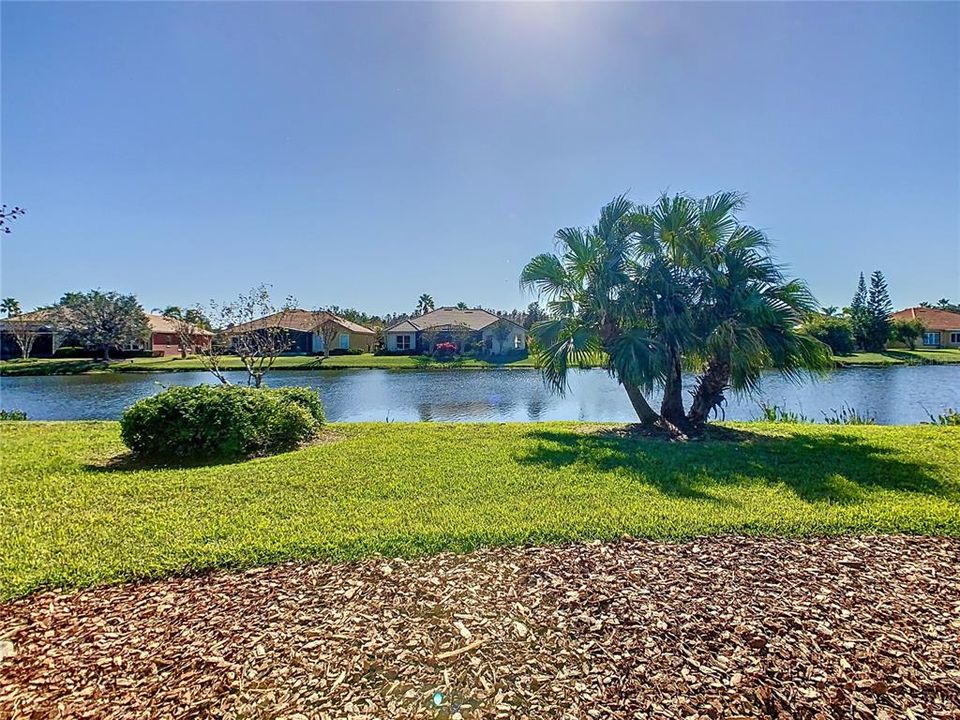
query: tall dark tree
849 273 869 350
863 270 892 352
56 290 150 360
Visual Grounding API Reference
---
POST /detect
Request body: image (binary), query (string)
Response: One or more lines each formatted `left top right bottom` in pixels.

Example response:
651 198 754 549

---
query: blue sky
2 1 957 315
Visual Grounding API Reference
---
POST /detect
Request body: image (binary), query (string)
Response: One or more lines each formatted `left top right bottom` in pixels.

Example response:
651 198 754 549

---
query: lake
1 365 958 424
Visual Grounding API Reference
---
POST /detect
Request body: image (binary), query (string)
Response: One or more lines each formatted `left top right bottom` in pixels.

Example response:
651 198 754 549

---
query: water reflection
1 366 958 425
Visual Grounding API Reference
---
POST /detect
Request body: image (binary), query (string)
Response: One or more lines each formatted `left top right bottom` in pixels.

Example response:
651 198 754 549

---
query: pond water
1 365 958 424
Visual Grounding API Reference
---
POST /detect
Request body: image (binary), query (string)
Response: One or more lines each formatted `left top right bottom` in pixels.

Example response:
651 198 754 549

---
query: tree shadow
1 359 111 376
83 432 344 474
514 427 952 505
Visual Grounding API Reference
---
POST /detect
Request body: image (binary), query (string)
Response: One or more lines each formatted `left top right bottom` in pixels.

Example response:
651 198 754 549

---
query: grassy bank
833 348 960 366
4 348 960 376
0 353 538 376
2 421 957 599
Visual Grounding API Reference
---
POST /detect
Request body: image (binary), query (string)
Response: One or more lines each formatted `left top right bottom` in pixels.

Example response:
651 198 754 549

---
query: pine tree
849 272 869 350
864 270 892 352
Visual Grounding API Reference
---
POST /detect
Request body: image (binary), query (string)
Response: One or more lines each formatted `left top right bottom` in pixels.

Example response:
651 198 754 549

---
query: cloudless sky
2 1 958 315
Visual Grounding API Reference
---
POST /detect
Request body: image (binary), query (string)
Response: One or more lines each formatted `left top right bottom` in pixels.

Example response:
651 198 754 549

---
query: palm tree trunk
622 382 660 426
660 350 686 427
687 359 730 429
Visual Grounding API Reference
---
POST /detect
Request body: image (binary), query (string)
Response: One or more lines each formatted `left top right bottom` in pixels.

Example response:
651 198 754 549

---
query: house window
951 332 960 344
923 332 941 347
339 333 350 350
514 335 522 349
396 334 411 351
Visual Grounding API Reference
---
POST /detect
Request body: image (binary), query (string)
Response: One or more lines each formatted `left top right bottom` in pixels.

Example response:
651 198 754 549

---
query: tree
456 301 468 310
316 314 341 359
0 205 25 234
5 314 41 359
491 319 513 354
416 294 435 315
521 192 829 435
863 270 892 352
523 301 547 329
821 306 839 317
801 315 855 355
849 273 869 350
162 306 212 359
1 298 21 317
56 290 150 360
890 318 924 350
203 285 295 388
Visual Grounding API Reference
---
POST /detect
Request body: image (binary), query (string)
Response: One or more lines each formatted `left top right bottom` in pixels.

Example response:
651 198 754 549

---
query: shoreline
3 349 960 377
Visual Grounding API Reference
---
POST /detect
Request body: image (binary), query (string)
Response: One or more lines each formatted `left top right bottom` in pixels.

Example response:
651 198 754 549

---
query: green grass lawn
4 348 960 376
0 353 538 376
833 348 960 366
2 421 957 599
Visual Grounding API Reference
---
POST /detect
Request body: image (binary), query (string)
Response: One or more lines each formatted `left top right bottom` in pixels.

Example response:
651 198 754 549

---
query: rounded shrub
120 385 324 459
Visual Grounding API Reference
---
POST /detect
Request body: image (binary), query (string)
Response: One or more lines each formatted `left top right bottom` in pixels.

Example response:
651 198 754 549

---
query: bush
120 385 324 459
326 348 363 356
0 409 28 421
889 318 925 350
801 316 855 355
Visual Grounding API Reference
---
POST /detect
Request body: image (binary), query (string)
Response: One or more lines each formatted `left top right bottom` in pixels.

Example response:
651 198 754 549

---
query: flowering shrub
434 342 458 356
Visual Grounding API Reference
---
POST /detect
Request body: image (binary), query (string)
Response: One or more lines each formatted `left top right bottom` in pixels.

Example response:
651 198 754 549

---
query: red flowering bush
434 341 458 357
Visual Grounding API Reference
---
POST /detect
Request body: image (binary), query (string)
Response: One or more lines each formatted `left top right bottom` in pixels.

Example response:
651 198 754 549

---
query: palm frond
520 253 569 299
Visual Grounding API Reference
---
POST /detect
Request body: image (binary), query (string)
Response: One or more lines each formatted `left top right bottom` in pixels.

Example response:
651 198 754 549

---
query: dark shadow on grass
515 427 951 505
83 431 345 473
0 359 111 376
883 350 933 365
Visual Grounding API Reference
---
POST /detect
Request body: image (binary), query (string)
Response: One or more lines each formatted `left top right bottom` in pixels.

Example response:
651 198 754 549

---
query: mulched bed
2 536 958 719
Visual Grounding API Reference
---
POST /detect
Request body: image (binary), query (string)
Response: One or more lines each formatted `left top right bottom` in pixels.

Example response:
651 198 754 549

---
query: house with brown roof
891 307 960 349
0 311 212 358
227 309 376 354
384 307 526 355
140 314 213 357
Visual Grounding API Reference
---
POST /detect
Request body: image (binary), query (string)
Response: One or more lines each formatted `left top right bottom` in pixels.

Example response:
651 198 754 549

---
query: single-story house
227 309 376 354
135 314 213 357
384 307 526 355
0 309 65 358
891 307 960 349
0 311 213 358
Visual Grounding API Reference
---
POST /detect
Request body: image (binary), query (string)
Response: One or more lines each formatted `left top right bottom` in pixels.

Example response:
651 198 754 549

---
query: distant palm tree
456 301 468 310
821 306 839 317
416 294 435 315
1 298 21 317
938 298 951 308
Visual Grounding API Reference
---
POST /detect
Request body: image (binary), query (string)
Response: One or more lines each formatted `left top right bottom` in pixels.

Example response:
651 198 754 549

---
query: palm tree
681 193 829 427
456 301 468 310
821 306 839 317
522 192 829 433
521 194 663 425
1 298 21 317
416 294 435 315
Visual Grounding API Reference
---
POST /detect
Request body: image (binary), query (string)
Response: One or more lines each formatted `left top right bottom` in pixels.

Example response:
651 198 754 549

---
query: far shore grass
2 421 957 599
3 348 960 376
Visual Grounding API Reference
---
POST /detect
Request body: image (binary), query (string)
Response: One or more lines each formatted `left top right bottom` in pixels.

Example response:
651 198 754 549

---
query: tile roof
891 307 960 331
228 310 374 336
146 314 213 336
385 307 523 333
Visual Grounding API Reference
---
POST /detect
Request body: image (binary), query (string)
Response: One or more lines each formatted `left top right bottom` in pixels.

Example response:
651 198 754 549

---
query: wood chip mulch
2 536 958 719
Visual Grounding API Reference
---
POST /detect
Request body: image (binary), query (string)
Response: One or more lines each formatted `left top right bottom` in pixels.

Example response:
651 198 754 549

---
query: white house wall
482 326 526 354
